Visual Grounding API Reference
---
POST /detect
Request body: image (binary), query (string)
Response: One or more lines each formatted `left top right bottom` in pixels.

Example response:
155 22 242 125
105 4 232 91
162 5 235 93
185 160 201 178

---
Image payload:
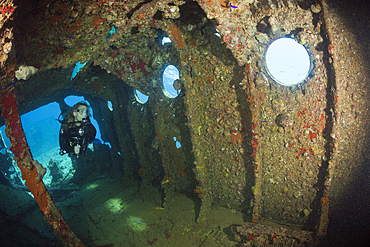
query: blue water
70 61 88 80
163 65 180 98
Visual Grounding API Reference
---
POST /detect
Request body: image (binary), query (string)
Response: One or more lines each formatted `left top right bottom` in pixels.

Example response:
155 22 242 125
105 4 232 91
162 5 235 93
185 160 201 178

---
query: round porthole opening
162 65 180 98
265 37 310 86
134 89 149 104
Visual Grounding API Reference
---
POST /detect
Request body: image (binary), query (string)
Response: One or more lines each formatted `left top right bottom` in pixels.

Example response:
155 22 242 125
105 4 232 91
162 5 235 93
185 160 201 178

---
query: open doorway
0 95 107 190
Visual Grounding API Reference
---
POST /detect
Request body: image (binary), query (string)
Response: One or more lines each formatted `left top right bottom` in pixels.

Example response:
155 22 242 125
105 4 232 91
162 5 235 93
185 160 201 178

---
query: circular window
162 65 180 98
134 89 149 104
265 38 310 86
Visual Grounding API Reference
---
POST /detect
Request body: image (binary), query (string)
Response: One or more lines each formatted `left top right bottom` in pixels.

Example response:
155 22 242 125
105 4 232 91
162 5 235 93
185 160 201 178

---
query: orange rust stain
245 63 250 74
230 132 243 144
252 215 259 223
309 131 316 139
17 156 49 211
191 39 196 47
157 130 162 140
321 196 329 206
317 120 325 132
168 25 186 49
251 137 258 149
67 19 82 32
91 16 105 28
194 189 206 195
219 0 229 10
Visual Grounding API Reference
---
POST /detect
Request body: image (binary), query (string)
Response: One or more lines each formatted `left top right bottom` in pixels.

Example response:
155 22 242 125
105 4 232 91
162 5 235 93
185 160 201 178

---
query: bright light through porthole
162 37 172 45
163 65 180 98
134 89 149 104
265 38 310 86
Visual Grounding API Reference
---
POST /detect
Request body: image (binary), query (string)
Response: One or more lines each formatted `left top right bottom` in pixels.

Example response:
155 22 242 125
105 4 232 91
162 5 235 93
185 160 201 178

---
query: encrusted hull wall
246 5 329 227
126 94 163 200
149 93 195 202
195 0 370 234
195 0 332 230
180 45 255 216
321 0 370 238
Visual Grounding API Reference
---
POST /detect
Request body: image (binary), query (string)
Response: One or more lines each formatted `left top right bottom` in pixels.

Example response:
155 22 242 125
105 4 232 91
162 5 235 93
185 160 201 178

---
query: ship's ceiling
12 0 207 90
10 0 321 93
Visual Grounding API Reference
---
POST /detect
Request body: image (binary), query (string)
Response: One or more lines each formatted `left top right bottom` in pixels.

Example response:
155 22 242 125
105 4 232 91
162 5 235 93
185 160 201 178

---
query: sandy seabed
60 177 245 247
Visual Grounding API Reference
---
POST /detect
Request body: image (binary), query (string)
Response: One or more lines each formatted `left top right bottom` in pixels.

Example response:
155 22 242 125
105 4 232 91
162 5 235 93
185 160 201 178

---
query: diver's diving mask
75 108 90 116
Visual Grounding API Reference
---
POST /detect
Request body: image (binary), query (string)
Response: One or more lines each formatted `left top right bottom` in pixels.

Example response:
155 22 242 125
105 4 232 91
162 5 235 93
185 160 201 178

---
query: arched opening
0 95 111 188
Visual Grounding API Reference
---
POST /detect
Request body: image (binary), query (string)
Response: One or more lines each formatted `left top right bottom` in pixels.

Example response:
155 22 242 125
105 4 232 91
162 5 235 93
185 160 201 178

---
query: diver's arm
59 128 69 152
85 123 97 144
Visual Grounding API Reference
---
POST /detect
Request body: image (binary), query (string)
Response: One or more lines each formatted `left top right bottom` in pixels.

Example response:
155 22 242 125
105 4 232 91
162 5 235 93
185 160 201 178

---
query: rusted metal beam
0 84 84 247
0 1 84 245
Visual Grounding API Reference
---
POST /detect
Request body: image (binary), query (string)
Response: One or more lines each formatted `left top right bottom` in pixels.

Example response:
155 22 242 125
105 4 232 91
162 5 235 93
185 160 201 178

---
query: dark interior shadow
320 158 370 246
318 0 370 245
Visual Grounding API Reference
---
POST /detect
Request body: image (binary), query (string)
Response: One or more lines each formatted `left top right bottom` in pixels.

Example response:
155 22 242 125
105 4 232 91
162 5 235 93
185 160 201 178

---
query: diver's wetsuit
59 118 96 155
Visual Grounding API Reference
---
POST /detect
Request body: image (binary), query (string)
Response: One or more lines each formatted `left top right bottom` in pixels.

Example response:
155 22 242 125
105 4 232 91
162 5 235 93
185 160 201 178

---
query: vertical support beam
0 87 84 246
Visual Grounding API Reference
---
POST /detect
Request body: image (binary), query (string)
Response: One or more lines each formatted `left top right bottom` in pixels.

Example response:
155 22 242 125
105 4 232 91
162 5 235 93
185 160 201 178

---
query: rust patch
168 25 186 49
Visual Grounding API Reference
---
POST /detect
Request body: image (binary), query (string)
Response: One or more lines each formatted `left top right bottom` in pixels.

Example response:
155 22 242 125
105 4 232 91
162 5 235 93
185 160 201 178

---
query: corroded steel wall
164 20 256 218
196 0 331 228
248 5 329 227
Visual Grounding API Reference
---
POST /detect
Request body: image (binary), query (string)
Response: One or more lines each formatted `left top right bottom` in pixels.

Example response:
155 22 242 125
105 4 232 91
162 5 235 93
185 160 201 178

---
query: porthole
265 38 310 86
162 65 180 98
134 89 149 104
107 101 113 111
162 37 172 45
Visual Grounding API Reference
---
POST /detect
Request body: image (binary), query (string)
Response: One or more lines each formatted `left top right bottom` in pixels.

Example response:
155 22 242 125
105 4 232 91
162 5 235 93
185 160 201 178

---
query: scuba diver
59 102 96 156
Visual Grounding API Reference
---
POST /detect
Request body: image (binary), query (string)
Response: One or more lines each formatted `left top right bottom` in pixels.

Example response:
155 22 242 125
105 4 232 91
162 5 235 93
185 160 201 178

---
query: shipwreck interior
0 0 370 246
